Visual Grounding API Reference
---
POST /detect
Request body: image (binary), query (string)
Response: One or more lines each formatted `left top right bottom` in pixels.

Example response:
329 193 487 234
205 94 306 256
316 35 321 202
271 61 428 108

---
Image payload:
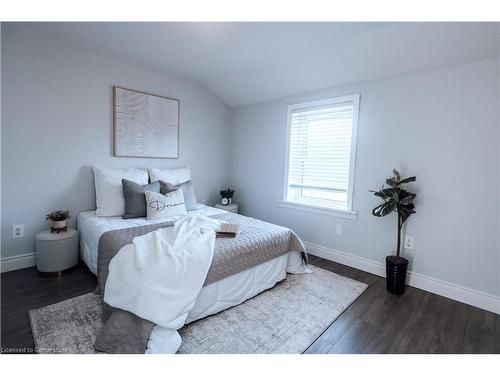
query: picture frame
113 86 180 159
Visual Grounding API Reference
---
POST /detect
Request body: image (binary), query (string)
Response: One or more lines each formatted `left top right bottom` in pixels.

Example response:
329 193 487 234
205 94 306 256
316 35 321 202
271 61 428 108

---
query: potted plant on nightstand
46 210 71 233
219 188 235 206
371 169 417 295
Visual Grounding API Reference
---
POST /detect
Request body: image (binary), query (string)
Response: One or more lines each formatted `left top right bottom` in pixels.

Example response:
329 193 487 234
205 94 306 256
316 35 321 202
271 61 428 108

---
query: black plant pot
386 256 409 295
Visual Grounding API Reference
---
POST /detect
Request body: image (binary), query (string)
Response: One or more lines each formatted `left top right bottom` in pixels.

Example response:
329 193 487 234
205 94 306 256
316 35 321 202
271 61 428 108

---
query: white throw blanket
104 214 221 353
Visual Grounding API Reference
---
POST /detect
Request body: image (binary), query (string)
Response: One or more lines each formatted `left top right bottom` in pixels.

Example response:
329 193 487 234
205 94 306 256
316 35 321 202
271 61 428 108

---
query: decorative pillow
122 179 161 219
93 165 149 217
160 180 197 211
149 167 191 185
145 190 187 220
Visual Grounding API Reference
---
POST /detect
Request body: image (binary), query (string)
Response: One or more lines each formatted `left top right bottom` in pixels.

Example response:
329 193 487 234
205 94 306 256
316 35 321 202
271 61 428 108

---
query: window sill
277 200 358 220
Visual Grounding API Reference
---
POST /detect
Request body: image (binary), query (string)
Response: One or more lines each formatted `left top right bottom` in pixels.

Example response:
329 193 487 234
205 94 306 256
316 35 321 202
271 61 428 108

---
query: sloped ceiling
29 22 500 106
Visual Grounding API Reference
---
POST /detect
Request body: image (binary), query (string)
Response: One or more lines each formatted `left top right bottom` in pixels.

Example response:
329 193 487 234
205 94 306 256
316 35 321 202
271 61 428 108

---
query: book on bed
216 223 241 238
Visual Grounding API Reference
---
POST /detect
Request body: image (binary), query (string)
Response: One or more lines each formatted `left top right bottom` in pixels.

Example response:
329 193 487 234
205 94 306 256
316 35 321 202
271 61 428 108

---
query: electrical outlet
404 235 414 250
335 223 343 236
12 224 24 239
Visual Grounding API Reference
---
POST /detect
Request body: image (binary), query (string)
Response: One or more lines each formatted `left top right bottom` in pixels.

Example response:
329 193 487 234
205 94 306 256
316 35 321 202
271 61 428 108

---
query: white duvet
104 214 221 353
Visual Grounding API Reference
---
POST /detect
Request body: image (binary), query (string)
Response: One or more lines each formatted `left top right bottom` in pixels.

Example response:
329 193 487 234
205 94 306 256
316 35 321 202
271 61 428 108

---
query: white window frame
279 94 360 219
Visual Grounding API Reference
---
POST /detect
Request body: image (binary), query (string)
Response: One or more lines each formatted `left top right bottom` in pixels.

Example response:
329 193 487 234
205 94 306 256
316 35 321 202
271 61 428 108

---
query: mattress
77 206 308 353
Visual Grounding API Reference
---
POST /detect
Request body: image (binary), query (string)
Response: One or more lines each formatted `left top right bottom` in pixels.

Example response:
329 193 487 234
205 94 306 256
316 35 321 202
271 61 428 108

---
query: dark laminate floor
1 255 499 354
1 262 97 353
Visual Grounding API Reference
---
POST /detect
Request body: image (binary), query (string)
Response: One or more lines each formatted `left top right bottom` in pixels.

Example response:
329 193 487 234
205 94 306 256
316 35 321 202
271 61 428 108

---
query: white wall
1 24 231 259
230 59 500 300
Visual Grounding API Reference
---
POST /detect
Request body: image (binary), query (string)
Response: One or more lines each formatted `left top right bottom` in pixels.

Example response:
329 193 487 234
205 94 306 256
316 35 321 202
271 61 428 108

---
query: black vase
386 256 409 295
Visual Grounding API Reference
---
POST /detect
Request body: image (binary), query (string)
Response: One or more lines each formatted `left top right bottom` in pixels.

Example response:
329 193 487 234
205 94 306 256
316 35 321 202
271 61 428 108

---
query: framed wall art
113 86 179 158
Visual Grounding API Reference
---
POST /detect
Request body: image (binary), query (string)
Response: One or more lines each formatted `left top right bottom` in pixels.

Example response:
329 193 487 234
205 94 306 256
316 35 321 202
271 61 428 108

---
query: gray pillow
160 180 197 211
122 179 161 219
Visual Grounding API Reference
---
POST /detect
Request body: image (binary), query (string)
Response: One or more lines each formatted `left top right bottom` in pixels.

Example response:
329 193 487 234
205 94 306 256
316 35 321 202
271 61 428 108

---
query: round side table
36 228 78 277
215 203 239 214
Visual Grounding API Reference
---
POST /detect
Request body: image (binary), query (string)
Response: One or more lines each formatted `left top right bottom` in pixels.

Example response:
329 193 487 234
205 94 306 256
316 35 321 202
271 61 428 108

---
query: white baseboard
1 252 36 273
305 241 500 315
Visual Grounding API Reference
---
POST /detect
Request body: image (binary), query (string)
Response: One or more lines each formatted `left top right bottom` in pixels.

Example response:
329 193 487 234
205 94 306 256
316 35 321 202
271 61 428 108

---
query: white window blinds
285 95 359 211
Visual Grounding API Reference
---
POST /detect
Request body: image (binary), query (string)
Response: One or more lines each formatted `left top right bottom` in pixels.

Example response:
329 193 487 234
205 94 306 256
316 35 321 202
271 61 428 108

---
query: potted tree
46 210 71 233
371 169 417 295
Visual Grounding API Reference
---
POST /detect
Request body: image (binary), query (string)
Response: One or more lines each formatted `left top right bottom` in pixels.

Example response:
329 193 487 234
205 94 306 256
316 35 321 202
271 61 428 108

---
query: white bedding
106 214 220 353
77 204 223 275
77 205 307 353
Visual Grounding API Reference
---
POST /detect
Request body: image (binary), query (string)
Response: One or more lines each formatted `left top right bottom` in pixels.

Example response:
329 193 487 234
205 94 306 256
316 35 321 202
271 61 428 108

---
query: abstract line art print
113 86 179 158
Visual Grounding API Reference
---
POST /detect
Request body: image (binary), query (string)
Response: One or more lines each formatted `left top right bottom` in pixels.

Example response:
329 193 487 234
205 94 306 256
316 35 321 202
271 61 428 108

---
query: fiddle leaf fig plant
370 169 417 258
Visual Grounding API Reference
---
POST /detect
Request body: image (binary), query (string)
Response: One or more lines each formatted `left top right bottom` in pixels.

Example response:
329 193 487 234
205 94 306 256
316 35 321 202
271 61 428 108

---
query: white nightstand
36 228 78 277
215 203 239 214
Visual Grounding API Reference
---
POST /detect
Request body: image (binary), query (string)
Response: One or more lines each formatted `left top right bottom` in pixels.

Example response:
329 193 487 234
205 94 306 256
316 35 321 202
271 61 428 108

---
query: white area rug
29 265 367 354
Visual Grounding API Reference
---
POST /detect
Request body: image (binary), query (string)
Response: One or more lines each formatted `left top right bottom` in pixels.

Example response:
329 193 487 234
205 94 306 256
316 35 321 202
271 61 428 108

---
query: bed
77 204 308 353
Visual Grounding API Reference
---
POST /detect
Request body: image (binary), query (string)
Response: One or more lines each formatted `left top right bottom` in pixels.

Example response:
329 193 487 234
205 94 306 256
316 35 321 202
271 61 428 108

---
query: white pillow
145 190 187 220
149 167 191 185
93 165 149 217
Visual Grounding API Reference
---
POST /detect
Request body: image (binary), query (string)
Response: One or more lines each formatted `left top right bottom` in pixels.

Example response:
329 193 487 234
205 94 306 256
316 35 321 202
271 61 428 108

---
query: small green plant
370 169 417 258
220 188 235 199
46 210 71 222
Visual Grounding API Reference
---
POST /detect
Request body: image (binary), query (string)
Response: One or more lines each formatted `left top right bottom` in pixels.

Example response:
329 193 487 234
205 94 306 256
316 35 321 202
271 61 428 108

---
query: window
282 94 359 216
